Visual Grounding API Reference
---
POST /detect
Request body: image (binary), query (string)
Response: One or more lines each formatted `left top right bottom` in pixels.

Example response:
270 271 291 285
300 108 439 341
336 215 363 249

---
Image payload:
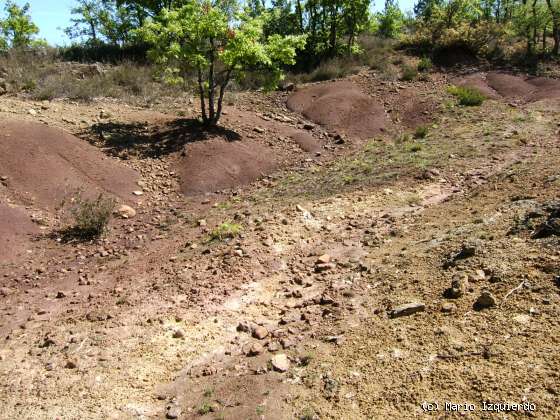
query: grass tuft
448 85 485 106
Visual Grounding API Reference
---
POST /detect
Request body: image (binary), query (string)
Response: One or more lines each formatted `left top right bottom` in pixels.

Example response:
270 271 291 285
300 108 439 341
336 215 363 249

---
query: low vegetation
209 222 242 242
448 85 486 106
57 190 116 241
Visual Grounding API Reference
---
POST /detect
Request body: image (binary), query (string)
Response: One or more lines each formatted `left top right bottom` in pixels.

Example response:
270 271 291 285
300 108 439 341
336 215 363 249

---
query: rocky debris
271 353 290 372
243 342 264 357
65 358 78 369
55 291 66 299
441 302 457 313
474 290 497 310
444 243 477 268
166 404 181 419
389 302 426 318
86 311 111 322
315 254 335 272
268 342 281 352
172 329 185 339
115 205 136 219
444 273 468 298
252 325 269 340
532 202 560 238
254 126 265 134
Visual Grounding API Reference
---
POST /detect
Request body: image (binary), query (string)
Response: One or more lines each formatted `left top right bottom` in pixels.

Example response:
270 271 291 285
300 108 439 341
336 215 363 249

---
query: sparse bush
209 222 242 241
288 57 361 84
58 190 116 241
414 125 429 139
198 402 214 415
406 142 423 152
417 57 433 72
400 64 418 81
448 85 485 106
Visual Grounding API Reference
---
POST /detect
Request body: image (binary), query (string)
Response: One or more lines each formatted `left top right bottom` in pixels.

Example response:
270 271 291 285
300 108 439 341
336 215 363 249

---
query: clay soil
0 63 559 420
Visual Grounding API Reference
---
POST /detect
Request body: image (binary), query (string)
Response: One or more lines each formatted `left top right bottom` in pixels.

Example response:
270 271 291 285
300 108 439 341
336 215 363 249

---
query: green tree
377 0 406 38
138 0 306 126
0 1 44 49
65 0 106 42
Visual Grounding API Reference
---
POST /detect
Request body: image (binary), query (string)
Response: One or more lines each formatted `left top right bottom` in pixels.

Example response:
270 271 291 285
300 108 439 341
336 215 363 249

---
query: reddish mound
453 72 560 102
0 203 38 263
486 72 536 98
526 77 560 102
0 120 139 209
453 74 501 100
393 89 440 129
289 131 323 153
287 81 389 140
177 139 277 195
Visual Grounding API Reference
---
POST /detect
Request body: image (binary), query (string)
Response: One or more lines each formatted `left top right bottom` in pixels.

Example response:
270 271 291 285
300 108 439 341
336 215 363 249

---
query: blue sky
3 0 416 46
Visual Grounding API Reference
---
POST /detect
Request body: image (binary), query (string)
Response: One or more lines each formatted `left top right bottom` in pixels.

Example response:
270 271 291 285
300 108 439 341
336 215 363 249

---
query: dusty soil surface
455 71 560 103
0 64 559 420
0 120 139 210
286 81 390 140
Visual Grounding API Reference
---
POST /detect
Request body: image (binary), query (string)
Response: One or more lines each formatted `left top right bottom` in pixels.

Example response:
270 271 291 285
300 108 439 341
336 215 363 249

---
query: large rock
474 291 497 310
389 302 426 318
271 354 290 372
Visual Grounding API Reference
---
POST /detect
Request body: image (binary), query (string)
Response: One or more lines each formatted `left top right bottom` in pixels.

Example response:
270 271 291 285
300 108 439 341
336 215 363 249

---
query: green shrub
59 190 116 241
406 143 423 153
400 64 418 81
414 125 429 139
447 85 485 106
417 57 433 72
209 222 242 241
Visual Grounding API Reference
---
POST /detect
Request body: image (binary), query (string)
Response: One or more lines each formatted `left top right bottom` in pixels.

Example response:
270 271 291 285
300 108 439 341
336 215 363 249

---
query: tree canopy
137 0 306 125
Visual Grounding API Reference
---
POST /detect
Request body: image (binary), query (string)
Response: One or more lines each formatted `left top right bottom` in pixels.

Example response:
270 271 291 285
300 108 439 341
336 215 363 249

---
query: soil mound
453 73 501 100
0 120 139 209
287 81 389 140
289 131 323 153
453 72 560 102
393 89 440 129
177 139 277 195
486 73 536 98
0 203 38 263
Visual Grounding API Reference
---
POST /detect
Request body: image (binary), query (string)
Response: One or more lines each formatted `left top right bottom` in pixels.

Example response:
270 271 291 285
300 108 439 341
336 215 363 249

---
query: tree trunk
546 0 560 54
295 0 304 33
329 4 337 57
197 67 208 124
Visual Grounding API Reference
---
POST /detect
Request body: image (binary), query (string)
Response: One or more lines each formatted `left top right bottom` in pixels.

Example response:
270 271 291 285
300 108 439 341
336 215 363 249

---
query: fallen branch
500 280 527 308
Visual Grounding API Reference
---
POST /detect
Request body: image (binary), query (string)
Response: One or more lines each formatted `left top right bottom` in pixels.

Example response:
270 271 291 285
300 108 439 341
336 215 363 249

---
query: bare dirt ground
0 65 559 419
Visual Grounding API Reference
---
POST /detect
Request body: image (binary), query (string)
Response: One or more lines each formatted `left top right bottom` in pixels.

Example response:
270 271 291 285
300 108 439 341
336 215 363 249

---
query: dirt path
1 69 559 419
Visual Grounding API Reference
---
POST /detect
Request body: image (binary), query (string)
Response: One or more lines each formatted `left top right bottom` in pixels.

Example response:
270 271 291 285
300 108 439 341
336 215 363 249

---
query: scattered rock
166 405 181 419
316 254 331 264
389 302 426 318
243 342 264 356
271 353 290 372
132 190 144 196
441 302 457 313
172 329 185 339
65 358 78 369
268 342 281 352
444 273 468 299
474 290 497 310
254 126 265 134
56 291 66 299
115 205 136 219
252 325 269 340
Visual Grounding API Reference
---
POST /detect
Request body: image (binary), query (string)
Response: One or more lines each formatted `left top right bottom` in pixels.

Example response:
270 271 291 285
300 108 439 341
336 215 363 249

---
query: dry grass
0 50 181 104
